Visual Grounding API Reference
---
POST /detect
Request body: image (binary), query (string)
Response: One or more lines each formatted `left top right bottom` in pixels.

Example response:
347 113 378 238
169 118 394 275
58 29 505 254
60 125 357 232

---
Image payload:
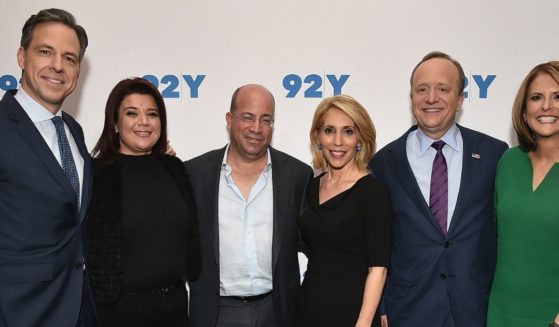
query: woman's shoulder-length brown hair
512 61 559 152
92 77 168 162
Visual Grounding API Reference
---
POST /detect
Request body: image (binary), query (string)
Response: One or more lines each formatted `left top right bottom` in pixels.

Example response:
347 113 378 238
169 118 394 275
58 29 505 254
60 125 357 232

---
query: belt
221 291 272 303
124 281 185 296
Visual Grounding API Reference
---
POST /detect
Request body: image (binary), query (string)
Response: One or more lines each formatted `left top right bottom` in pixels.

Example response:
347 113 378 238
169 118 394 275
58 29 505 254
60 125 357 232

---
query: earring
356 144 362 152
317 143 323 150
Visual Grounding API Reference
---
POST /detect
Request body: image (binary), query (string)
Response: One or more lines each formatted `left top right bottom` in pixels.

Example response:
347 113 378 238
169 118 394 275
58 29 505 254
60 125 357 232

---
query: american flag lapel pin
471 153 481 160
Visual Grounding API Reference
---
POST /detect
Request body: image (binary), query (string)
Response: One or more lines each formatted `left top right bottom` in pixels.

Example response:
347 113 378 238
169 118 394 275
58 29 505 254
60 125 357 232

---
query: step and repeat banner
1 0 558 163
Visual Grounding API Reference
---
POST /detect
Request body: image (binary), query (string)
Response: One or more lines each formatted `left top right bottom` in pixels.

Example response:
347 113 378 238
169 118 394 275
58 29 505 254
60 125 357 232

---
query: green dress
487 147 559 326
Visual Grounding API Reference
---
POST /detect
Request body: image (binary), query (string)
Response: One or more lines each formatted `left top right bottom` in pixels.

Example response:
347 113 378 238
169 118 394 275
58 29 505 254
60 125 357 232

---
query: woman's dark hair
512 61 559 152
92 77 167 162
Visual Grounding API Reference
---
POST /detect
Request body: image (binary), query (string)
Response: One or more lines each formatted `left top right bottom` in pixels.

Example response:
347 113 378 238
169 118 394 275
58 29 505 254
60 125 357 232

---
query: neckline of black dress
316 173 371 207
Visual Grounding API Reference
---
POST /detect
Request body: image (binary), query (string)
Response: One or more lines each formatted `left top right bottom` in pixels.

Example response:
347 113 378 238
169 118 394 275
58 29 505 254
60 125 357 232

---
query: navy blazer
370 125 507 327
0 90 93 327
185 146 312 327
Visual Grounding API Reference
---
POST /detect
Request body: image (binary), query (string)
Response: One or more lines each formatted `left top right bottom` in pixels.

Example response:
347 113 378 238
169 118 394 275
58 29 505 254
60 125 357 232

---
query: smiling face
525 73 559 142
411 58 464 140
226 85 275 161
315 107 360 172
117 93 161 156
17 22 81 114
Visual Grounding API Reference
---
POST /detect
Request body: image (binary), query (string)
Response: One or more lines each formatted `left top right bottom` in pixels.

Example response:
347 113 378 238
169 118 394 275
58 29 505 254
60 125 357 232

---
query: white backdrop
1 0 558 278
1 1 558 162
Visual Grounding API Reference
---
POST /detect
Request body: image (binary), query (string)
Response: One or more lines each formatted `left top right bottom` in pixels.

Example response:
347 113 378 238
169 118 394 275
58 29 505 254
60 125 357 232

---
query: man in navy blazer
370 52 508 327
185 84 312 327
0 9 96 327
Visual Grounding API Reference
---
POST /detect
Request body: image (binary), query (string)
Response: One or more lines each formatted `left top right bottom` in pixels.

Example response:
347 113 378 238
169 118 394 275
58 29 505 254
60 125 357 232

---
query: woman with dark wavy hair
87 77 199 326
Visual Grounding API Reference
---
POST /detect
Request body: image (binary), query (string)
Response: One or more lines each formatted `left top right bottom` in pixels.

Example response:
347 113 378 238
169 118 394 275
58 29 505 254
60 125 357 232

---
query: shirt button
444 241 450 248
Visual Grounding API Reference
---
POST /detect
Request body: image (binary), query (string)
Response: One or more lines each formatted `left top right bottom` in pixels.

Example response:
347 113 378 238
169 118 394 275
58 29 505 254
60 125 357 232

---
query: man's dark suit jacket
370 125 508 327
185 146 312 327
0 90 94 327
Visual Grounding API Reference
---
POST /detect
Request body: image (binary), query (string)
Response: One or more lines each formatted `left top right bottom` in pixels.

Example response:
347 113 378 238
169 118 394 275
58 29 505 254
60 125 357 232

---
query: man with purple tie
370 51 508 327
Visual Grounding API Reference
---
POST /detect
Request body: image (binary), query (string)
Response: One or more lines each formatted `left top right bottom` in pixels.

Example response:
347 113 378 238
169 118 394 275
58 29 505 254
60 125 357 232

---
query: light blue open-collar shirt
406 124 463 229
14 88 84 209
218 145 274 296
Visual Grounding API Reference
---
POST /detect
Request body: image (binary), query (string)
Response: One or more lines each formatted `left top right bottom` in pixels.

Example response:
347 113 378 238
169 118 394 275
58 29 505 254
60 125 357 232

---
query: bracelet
549 321 559 327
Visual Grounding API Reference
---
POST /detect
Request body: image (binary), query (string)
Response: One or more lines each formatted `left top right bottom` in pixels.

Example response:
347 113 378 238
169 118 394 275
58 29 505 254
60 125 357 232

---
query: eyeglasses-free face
117 93 161 156
525 73 559 141
17 22 81 114
411 58 464 140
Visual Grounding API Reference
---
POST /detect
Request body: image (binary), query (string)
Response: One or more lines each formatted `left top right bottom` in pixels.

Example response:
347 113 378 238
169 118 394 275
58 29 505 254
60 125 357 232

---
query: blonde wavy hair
309 94 376 172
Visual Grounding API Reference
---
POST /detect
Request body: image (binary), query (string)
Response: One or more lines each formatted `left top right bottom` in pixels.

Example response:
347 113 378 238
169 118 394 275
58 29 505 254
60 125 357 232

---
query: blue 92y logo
283 74 350 98
143 74 205 99
464 74 496 99
1 73 497 100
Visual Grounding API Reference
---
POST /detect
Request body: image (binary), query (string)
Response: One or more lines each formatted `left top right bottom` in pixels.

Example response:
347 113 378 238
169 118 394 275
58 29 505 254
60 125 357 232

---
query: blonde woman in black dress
297 95 392 327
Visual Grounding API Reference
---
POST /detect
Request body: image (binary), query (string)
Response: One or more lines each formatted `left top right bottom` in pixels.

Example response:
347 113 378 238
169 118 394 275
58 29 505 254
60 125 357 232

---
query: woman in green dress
487 61 559 327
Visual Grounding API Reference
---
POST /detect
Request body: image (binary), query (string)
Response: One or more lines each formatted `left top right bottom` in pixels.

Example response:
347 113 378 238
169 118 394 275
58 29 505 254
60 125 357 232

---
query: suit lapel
270 148 285 271
4 93 77 204
448 126 479 235
210 147 227 264
64 112 91 222
79 154 91 222
388 129 438 231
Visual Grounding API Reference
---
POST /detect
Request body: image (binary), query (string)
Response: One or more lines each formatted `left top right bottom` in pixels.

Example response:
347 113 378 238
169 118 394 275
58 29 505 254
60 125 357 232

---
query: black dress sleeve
363 177 393 268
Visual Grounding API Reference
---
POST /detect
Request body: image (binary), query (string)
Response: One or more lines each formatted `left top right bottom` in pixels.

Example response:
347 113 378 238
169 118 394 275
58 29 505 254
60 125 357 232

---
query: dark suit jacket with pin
370 125 508 327
0 90 95 327
185 146 313 327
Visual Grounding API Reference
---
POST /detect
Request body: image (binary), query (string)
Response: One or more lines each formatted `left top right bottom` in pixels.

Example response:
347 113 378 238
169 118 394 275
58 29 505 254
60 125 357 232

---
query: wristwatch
549 321 559 327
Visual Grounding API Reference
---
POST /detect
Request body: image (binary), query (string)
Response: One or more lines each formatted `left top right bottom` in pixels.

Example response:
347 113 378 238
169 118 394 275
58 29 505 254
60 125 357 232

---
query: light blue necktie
51 116 80 209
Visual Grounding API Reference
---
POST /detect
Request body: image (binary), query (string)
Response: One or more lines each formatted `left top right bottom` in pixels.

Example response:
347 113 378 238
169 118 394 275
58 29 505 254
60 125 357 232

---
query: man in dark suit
185 84 312 327
370 51 508 327
0 9 96 327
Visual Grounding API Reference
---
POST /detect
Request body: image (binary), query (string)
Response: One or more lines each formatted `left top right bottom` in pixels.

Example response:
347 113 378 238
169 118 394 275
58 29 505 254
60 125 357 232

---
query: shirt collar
14 87 62 122
221 144 272 177
416 123 460 155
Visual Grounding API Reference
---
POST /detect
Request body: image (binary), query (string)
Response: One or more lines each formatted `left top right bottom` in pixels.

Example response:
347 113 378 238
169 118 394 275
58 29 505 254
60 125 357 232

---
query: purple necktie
429 140 448 235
